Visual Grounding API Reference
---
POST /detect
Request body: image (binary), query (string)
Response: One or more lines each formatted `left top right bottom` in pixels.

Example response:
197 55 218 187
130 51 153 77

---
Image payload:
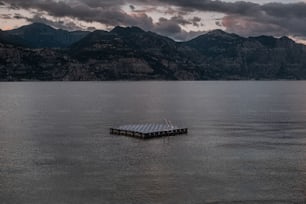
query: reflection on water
1 81 306 203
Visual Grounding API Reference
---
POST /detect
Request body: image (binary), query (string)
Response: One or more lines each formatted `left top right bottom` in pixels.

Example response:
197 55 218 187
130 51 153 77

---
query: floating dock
110 122 188 139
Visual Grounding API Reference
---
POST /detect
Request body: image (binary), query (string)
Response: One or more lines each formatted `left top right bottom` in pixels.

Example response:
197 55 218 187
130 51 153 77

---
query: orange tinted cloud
2 25 13 30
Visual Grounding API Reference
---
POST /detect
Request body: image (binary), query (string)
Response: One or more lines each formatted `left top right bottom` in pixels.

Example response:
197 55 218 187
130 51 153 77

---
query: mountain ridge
1 23 306 81
1 23 303 47
6 23 90 48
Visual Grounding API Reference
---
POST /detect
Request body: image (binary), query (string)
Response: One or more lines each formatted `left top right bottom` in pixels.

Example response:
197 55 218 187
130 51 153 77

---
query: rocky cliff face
1 24 306 81
183 31 306 79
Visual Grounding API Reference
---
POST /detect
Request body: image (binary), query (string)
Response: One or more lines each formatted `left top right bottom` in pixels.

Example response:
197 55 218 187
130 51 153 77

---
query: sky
1 0 306 42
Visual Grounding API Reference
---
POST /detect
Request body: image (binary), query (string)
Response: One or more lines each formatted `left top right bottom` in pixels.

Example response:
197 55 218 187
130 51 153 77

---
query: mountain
6 23 89 48
182 31 306 79
0 30 26 46
69 26 190 80
1 24 306 81
72 26 177 52
110 26 177 50
184 29 243 49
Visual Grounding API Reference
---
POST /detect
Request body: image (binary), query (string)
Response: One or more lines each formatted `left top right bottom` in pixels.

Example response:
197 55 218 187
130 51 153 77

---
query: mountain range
4 23 89 48
0 23 306 81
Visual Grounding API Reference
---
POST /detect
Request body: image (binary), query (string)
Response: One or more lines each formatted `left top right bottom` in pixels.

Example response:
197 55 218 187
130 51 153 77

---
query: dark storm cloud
129 4 135 10
168 16 192 26
13 13 23 19
220 2 306 37
1 0 204 40
151 0 260 14
153 16 206 41
2 0 153 29
156 17 182 34
191 17 201 27
29 14 84 30
152 0 306 37
2 0 306 39
153 15 203 39
262 2 306 18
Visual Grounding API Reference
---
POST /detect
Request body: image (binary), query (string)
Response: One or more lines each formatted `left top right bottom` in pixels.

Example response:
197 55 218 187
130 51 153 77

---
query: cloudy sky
0 0 306 42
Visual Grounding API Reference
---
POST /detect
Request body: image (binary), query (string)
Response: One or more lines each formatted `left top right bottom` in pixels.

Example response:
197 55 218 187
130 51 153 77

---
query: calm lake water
1 81 306 204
